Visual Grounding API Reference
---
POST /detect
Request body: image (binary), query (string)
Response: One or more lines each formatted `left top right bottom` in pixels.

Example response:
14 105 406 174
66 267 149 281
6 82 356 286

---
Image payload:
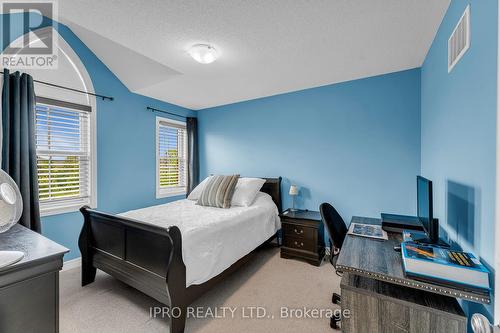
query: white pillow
187 176 212 200
231 177 266 207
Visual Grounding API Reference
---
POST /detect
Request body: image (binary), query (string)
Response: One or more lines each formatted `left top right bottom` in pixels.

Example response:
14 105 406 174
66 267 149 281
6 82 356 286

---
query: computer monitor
417 176 439 244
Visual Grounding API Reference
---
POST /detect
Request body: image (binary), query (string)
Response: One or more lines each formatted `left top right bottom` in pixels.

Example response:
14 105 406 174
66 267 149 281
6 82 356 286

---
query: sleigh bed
78 177 282 333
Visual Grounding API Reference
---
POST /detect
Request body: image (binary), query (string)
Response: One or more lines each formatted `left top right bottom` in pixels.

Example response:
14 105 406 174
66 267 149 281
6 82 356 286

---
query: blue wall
1 14 195 260
420 0 497 324
198 69 422 227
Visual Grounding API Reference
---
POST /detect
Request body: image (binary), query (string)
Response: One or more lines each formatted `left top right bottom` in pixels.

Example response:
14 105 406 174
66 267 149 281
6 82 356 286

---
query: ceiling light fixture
188 44 218 64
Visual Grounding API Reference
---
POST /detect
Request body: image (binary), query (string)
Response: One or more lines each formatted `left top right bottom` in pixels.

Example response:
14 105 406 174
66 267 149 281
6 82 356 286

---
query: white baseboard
62 257 81 271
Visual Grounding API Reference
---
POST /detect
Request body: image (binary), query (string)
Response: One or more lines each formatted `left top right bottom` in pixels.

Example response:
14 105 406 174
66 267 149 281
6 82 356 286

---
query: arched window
2 27 97 216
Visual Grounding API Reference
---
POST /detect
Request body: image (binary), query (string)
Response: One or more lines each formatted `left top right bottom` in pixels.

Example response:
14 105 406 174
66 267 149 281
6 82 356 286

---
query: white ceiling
58 0 450 110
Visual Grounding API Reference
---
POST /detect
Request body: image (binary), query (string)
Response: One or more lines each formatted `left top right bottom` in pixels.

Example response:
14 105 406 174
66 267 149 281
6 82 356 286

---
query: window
156 117 188 198
35 97 96 216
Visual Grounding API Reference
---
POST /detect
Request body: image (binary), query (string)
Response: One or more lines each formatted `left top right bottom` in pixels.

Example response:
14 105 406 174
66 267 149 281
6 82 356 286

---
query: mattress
119 192 280 286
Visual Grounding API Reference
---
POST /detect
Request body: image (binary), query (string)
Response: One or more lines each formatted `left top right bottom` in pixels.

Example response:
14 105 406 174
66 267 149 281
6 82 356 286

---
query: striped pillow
197 175 240 208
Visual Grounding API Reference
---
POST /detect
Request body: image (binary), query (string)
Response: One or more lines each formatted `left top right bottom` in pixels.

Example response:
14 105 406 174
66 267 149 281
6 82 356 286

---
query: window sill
41 205 83 217
156 189 187 199
40 200 96 217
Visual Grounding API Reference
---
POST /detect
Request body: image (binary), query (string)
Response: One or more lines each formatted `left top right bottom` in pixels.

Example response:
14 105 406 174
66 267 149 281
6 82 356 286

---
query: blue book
401 241 490 292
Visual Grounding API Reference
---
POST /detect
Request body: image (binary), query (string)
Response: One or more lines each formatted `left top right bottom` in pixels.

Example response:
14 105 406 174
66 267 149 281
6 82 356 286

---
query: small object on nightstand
280 208 325 266
289 185 299 212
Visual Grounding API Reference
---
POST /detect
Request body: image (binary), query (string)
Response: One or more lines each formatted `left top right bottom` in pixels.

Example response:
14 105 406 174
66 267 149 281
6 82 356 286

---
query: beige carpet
60 247 340 333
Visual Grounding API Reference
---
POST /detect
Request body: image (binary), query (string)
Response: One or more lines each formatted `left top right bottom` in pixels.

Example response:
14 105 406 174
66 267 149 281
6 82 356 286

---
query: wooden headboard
260 177 282 213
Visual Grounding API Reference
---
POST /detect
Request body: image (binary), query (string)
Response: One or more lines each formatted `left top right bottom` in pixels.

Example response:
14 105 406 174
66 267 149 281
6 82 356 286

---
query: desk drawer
283 236 315 252
282 223 315 239
340 274 466 333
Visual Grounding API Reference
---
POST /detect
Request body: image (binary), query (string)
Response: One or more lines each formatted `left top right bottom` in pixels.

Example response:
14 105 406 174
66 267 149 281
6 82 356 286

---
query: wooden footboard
79 206 189 332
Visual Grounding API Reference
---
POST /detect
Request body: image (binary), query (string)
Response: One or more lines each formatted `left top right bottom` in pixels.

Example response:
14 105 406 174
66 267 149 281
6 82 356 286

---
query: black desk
336 217 473 333
0 224 68 333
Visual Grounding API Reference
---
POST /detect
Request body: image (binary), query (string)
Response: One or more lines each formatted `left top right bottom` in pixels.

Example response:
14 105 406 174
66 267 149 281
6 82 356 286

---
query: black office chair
319 202 348 330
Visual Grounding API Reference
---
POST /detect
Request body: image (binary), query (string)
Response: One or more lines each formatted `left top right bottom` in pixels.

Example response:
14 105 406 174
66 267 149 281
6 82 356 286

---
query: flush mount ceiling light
188 44 218 64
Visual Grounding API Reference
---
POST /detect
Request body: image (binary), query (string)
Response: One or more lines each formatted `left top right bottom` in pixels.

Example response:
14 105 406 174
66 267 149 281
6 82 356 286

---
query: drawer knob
294 228 304 234
294 241 304 247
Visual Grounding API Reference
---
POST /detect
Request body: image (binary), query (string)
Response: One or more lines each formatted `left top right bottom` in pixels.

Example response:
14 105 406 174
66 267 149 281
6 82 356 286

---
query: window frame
155 116 188 199
36 96 97 217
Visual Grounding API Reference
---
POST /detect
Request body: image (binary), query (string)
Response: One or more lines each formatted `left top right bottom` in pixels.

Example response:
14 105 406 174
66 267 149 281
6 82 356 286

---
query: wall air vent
448 5 470 73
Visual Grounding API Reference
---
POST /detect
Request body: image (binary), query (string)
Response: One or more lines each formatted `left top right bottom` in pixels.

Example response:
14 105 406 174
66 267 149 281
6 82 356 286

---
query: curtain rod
0 70 114 101
147 106 187 119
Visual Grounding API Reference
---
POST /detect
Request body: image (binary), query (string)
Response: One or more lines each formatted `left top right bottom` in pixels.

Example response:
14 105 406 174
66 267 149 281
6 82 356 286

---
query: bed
78 177 282 333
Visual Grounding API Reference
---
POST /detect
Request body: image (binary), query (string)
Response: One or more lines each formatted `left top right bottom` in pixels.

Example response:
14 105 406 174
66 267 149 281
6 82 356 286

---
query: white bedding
119 192 280 287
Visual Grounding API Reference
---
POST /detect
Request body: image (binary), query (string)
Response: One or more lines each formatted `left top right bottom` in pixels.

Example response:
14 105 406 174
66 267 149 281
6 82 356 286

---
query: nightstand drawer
282 223 315 239
283 236 315 252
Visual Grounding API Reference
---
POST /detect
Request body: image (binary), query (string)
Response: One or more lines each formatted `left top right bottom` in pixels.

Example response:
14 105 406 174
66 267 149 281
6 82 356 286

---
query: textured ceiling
59 0 450 110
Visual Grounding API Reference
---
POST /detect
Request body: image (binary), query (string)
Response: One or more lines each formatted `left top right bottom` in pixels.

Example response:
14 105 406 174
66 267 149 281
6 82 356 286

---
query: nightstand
280 209 325 266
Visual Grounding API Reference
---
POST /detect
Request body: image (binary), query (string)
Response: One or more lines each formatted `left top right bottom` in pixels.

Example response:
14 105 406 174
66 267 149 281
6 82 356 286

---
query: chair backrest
319 203 348 250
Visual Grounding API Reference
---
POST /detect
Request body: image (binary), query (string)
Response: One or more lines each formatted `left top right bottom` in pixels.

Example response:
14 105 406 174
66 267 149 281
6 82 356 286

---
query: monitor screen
417 176 433 235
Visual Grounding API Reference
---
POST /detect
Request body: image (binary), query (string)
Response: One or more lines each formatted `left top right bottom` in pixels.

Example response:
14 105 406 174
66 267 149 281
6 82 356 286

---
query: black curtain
186 117 199 194
1 68 41 233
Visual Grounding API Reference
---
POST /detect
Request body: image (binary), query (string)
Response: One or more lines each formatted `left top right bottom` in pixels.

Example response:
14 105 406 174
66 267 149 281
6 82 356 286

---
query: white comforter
119 192 280 286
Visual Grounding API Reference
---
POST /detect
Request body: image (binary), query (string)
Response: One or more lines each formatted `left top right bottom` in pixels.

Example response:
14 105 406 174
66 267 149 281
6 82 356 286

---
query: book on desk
347 222 388 240
401 241 490 294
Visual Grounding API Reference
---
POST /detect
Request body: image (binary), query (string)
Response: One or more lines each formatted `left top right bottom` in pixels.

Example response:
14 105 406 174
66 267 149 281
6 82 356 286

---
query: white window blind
36 98 93 214
156 117 187 197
